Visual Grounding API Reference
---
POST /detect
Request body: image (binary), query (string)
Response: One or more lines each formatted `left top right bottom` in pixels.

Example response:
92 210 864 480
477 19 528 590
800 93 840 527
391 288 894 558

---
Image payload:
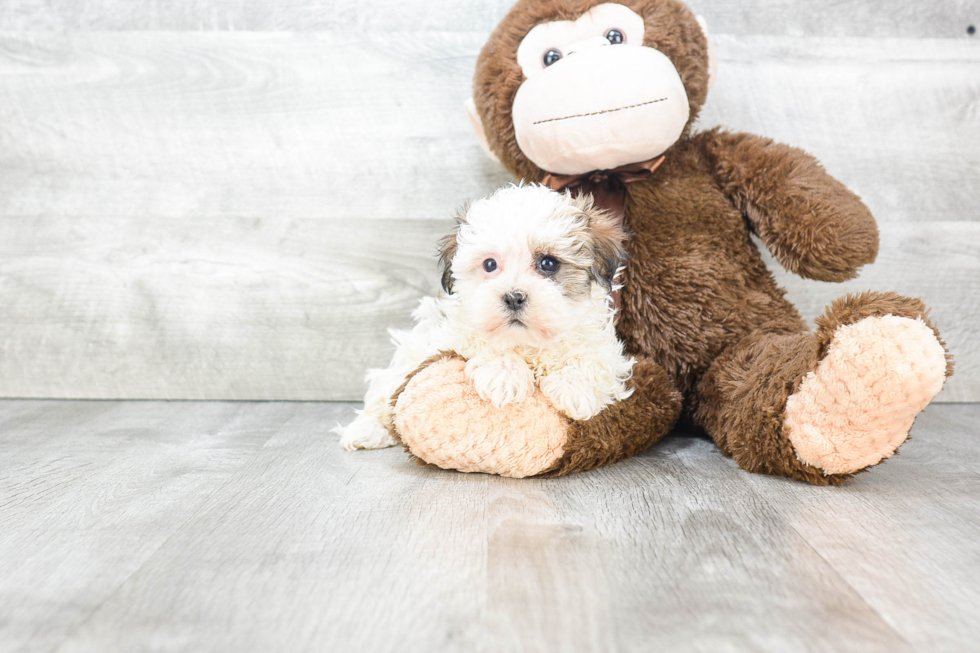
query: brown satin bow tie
540 155 666 225
540 156 665 319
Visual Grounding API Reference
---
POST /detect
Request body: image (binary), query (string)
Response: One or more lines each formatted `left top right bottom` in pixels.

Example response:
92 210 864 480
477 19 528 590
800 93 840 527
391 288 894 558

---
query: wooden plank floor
1 401 977 652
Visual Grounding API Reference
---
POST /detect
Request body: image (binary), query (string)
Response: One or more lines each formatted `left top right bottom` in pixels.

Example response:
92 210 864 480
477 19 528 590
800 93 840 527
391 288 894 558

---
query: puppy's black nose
503 290 527 312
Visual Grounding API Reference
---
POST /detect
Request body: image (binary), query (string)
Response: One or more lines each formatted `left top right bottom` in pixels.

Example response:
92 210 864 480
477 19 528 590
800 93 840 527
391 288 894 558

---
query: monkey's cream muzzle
512 43 690 176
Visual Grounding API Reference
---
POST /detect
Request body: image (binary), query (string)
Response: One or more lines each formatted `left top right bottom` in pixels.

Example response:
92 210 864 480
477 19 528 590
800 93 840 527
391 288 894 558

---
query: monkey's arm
695 128 878 282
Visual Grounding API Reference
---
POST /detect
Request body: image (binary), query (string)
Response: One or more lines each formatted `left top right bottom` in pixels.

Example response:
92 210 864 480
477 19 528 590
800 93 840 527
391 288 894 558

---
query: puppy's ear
585 205 628 291
438 231 458 294
438 207 467 294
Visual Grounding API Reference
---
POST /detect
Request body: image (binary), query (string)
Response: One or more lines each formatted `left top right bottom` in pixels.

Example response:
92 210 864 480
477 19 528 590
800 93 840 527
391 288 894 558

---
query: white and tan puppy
334 183 635 451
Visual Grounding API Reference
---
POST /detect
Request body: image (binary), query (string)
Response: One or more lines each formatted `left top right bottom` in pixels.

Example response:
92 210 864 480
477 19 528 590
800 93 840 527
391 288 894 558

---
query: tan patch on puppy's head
438 205 468 294
536 248 592 300
529 193 627 299
571 194 629 292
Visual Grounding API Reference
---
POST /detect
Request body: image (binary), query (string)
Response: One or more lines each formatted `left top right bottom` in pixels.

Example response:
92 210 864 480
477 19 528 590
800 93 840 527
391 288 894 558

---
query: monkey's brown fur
394 0 952 483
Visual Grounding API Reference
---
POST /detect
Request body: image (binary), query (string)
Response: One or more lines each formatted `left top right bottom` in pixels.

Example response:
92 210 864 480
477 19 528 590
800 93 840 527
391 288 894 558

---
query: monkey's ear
465 97 501 164
587 209 629 292
438 225 460 294
696 16 718 91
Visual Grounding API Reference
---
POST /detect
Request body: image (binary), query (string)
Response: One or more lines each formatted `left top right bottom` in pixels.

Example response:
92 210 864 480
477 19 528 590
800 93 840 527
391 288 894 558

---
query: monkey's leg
693 292 952 485
392 355 682 478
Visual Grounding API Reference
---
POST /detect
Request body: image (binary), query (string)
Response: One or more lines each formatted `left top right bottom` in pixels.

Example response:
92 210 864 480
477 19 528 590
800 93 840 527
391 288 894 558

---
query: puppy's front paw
466 357 535 408
332 412 396 451
540 367 604 421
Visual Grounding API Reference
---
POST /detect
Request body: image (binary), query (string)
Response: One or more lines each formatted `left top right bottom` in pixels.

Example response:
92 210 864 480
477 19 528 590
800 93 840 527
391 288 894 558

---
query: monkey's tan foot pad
784 315 947 475
394 357 568 478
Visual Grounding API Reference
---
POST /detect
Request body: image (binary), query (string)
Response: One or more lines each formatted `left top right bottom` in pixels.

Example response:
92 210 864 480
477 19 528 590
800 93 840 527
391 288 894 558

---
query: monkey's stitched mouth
533 97 668 125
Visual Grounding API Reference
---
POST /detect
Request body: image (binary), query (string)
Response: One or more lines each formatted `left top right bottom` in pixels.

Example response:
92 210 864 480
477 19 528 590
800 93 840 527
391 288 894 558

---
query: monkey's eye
483 258 497 273
543 49 563 67
605 29 625 44
537 256 560 274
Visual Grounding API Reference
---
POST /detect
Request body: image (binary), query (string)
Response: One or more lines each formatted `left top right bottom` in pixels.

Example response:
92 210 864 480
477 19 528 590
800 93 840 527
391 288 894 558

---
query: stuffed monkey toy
391 0 953 484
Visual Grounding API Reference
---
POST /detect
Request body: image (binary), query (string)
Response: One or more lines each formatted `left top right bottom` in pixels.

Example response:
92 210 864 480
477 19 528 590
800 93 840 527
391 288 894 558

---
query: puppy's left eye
483 258 497 273
538 255 560 274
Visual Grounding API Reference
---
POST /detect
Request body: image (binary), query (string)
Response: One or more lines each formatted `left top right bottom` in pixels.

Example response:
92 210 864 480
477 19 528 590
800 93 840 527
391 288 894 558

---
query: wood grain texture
0 400 287 653
0 32 976 400
0 34 976 223
2 400 978 652
0 216 447 400
700 35 980 225
739 405 980 652
0 0 977 37
0 32 512 222
481 459 909 652
0 218 974 401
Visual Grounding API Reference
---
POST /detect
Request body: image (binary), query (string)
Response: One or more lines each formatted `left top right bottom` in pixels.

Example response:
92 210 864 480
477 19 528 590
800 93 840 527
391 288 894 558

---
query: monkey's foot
784 315 947 475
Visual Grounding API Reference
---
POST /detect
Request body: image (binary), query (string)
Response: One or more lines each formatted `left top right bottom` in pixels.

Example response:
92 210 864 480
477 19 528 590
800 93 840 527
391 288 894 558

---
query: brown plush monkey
392 0 953 484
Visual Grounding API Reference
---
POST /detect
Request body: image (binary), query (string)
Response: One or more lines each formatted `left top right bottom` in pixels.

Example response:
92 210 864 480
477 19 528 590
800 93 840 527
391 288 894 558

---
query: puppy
334 183 635 451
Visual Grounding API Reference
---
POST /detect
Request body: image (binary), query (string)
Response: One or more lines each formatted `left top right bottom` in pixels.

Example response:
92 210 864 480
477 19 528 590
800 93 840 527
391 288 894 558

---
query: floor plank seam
668 446 919 649
740 479 919 651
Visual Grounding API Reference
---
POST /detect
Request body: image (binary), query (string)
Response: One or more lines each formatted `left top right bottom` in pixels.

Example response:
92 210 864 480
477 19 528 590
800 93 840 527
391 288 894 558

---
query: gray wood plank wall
1 0 977 37
0 3 977 401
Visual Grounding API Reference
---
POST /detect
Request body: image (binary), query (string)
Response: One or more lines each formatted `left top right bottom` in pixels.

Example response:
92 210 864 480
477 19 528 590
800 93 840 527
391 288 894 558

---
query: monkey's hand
390 354 681 478
696 128 879 282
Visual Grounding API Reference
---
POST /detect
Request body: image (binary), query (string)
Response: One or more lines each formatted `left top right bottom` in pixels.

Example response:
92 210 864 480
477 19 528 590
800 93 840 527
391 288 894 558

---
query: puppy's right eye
483 258 497 273
537 255 560 274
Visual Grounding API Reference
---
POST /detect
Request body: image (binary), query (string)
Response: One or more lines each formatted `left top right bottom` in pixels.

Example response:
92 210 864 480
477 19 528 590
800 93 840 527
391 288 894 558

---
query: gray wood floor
1 401 978 652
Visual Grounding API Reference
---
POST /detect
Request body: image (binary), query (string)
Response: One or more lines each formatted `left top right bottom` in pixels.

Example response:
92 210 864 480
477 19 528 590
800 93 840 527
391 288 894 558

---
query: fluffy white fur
334 184 635 451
